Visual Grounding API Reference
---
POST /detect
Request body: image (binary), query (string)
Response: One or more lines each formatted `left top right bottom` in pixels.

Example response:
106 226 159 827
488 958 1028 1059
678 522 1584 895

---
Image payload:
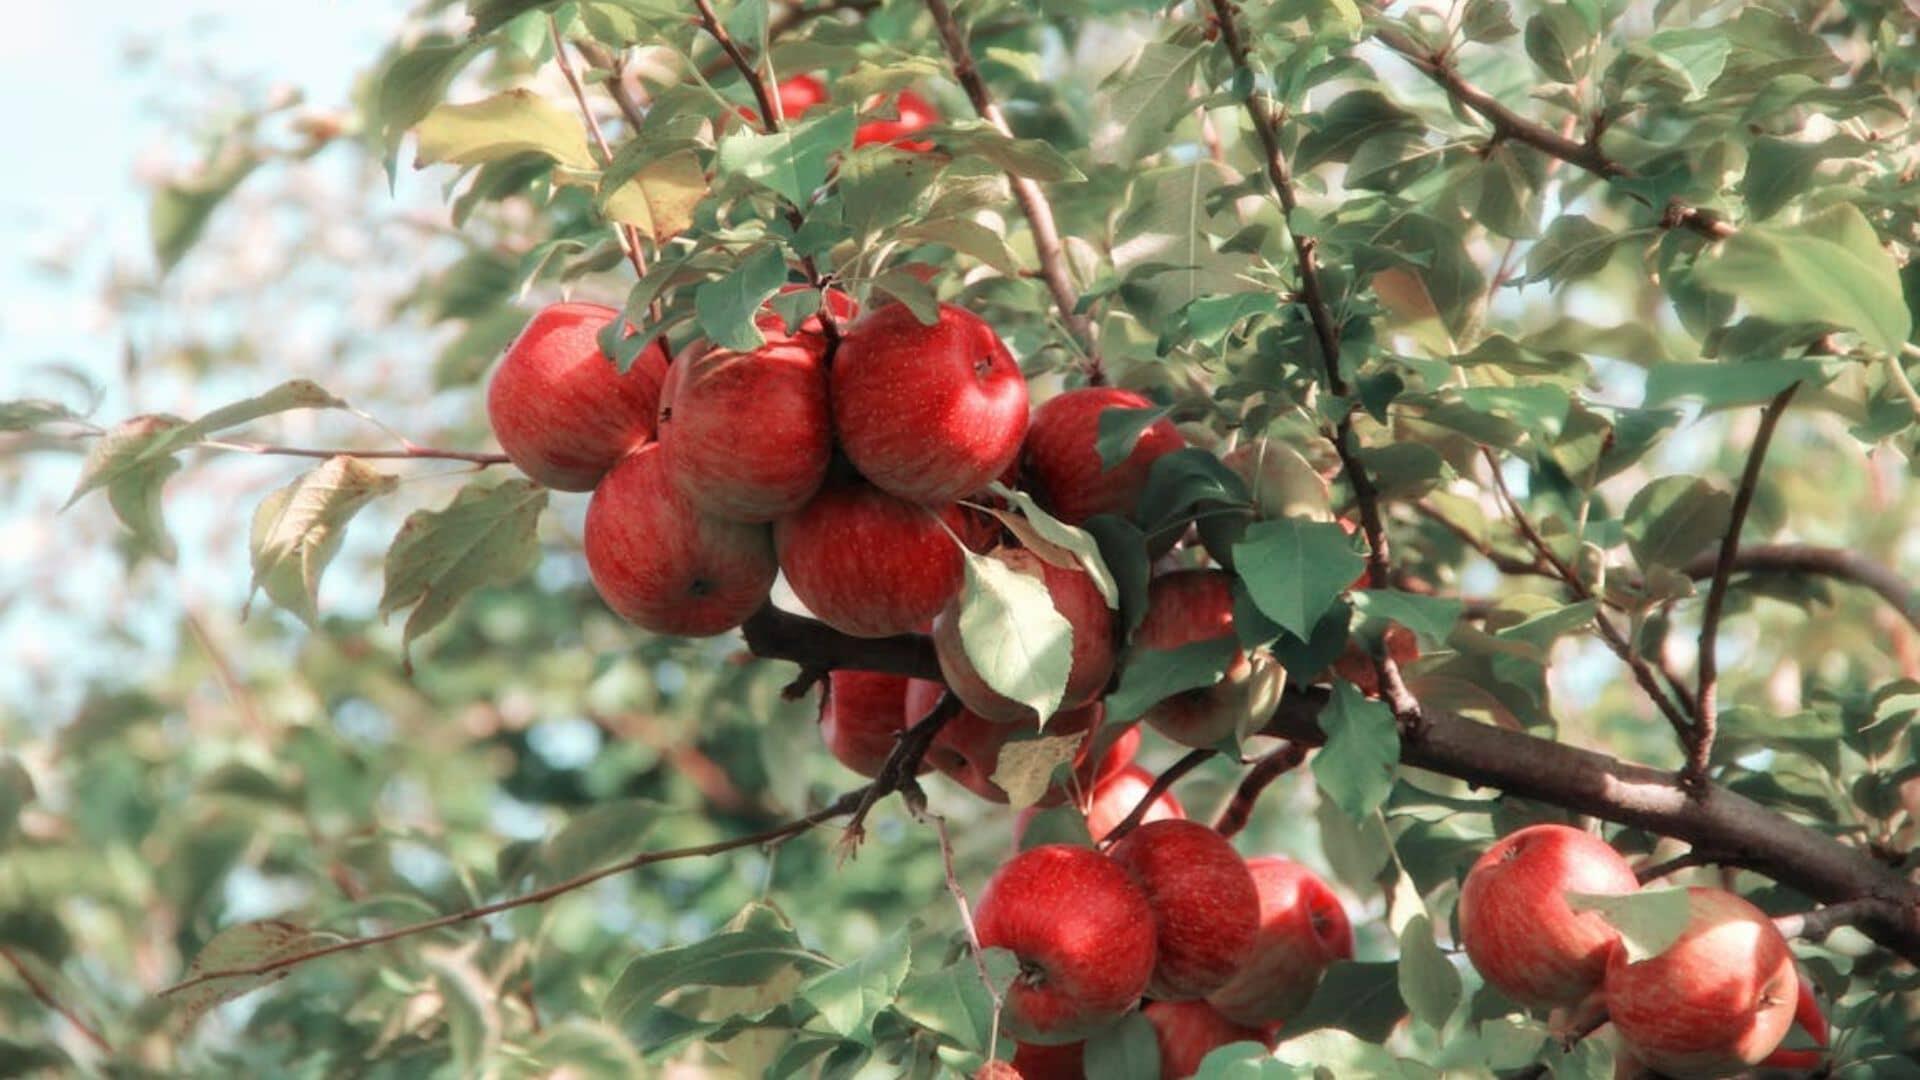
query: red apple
831 302 1029 505
485 302 668 492
1144 1000 1271 1080
658 334 831 522
818 670 919 778
1458 824 1639 1008
1108 819 1260 1000
736 73 829 127
1008 1039 1084 1080
1082 762 1186 844
1330 623 1421 698
1206 857 1353 1026
974 844 1157 1044
1134 569 1276 748
854 89 939 151
1022 387 1186 525
908 679 1104 805
583 444 776 636
775 483 971 637
1605 887 1798 1078
932 547 1116 724
972 1063 1021 1080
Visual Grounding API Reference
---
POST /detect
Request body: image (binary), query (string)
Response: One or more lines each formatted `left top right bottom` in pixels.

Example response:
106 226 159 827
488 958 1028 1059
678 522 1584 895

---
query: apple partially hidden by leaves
1143 999 1272 1080
933 546 1116 724
1206 857 1353 1027
775 482 977 638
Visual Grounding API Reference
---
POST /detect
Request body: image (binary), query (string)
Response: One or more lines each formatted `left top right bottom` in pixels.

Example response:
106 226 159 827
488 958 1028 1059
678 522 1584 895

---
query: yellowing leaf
163 920 344 1030
601 150 708 242
415 89 596 171
248 457 399 626
990 734 1084 810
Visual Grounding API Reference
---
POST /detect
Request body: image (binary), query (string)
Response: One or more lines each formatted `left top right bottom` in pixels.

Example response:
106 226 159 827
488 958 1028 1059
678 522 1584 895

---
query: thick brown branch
1099 748 1215 847
743 614 1920 962
1 946 111 1055
1681 544 1920 632
1635 849 1722 885
741 603 939 680
1775 898 1898 943
1690 384 1798 787
1214 741 1310 839
921 0 1098 373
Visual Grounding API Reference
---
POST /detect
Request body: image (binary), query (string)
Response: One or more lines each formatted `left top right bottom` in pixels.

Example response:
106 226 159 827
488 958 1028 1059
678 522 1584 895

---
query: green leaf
695 245 790 352
248 457 399 627
164 920 345 1029
1282 960 1409 1041
893 948 1018 1053
414 89 595 171
0 398 81 432
1461 0 1520 42
1082 1011 1160 1080
1295 90 1423 171
1524 216 1639 286
604 928 831 1026
1741 135 1864 221
151 150 260 274
1234 519 1367 639
838 147 943 239
1568 887 1690 963
1312 682 1400 821
715 108 857 206
1623 475 1732 571
896 218 1020 276
1095 405 1173 471
800 924 910 1038
939 122 1085 182
1397 915 1462 1031
601 150 708 242
1691 203 1911 355
956 550 1075 723
1104 638 1240 726
107 452 182 562
538 798 666 885
871 269 941 324
65 416 184 509
985 486 1120 609
1643 358 1825 411
373 38 479 156
378 478 548 668
1104 43 1206 161
1525 6 1596 82
1353 590 1461 647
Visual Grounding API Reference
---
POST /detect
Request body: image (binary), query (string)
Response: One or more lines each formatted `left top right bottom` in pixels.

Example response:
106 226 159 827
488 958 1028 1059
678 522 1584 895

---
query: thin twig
1510 1008 1610 1080
928 813 1003 1063
1680 544 1920 632
1 946 111 1055
921 0 1099 375
551 17 649 280
1482 450 1698 741
1207 0 1422 732
1775 898 1895 942
1099 748 1214 848
1635 849 1720 884
1885 349 1920 422
194 439 510 466
1690 384 1798 789
162 793 864 1000
1414 499 1556 578
838 692 959 852
690 0 842 348
1213 742 1310 839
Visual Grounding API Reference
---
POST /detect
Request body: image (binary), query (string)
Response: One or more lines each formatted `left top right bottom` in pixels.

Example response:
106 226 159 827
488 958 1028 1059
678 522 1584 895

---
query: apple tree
5 0 1920 1076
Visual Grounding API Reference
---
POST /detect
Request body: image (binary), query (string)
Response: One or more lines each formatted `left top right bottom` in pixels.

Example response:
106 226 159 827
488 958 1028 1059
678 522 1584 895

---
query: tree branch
921 0 1099 375
740 614 1920 963
1206 0 1421 732
1 946 111 1056
1690 384 1798 788
551 17 650 280
839 691 958 850
1680 543 1920 632
195 439 510 466
1098 748 1215 848
1213 741 1310 839
1369 23 1734 240
1635 849 1723 885
1775 898 1899 943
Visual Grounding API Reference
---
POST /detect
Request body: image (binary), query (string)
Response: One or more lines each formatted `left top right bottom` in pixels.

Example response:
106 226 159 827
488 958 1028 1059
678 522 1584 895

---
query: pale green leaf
378 478 548 667
249 457 399 626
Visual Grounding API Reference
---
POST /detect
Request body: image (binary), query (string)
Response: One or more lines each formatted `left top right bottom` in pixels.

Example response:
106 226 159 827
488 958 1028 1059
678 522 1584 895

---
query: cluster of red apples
1459 824 1828 1078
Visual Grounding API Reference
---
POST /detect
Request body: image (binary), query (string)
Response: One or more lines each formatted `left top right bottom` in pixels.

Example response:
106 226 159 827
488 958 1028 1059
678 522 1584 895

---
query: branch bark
1098 748 1214 847
1690 384 1798 786
742 612 1920 963
1680 544 1920 632
921 0 1099 373
1214 741 1310 839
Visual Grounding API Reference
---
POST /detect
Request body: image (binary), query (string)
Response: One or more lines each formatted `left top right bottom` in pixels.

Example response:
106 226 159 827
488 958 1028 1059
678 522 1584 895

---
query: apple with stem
932 546 1116 724
583 444 776 637
775 482 974 637
1144 999 1272 1080
486 302 669 492
1206 857 1353 1027
1108 819 1260 1000
657 334 832 523
973 844 1157 1045
1458 824 1640 1008
1605 886 1799 1079
831 302 1029 506
1022 387 1185 525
